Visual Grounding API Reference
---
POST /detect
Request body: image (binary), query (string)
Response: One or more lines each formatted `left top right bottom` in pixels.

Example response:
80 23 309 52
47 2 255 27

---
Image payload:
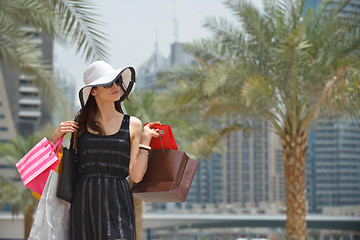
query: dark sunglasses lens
103 82 113 89
103 79 121 89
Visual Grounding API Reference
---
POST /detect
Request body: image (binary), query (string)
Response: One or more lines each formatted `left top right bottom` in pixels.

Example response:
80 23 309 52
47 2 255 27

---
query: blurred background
0 0 360 240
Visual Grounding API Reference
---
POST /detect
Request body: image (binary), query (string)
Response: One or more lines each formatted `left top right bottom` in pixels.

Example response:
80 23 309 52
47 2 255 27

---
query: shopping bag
147 124 178 150
131 149 199 202
16 137 63 195
32 151 64 200
28 170 71 240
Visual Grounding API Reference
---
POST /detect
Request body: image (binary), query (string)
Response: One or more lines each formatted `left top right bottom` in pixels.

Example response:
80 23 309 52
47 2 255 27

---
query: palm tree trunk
24 203 36 239
134 195 143 240
282 131 308 240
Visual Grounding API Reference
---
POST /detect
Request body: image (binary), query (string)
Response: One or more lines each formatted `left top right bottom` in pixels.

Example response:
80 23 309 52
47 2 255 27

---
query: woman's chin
113 95 121 102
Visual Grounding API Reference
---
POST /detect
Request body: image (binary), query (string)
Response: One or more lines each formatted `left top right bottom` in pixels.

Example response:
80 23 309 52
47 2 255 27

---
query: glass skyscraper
307 120 360 212
304 0 360 19
304 0 360 213
223 119 283 208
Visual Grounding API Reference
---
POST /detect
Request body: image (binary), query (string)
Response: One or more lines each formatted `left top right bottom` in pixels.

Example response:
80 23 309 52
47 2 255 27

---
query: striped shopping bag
16 136 63 195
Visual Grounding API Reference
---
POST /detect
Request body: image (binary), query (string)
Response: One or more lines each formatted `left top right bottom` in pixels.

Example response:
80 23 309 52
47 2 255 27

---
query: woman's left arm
128 117 160 183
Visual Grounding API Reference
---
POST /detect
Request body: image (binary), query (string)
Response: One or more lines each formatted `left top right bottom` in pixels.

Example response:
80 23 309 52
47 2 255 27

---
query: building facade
223 119 284 209
135 42 169 91
304 0 360 18
0 27 53 139
0 27 55 212
187 153 223 207
306 120 360 212
136 42 194 91
304 0 360 213
0 67 17 143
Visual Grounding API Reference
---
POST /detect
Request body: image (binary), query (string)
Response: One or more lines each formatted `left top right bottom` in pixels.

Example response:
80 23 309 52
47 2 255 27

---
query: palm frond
0 0 56 34
53 0 109 61
1 0 109 111
0 178 22 215
0 26 65 107
225 0 270 50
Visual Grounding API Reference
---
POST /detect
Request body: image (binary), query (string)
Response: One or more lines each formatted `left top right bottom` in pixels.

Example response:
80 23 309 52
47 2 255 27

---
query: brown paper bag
131 149 199 202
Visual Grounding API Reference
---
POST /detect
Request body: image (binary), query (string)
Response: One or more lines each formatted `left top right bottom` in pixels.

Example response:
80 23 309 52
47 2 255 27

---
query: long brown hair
77 88 125 137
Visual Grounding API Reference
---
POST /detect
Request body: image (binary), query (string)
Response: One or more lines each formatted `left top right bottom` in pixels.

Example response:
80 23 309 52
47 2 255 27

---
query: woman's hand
144 121 161 137
140 121 161 145
52 121 79 144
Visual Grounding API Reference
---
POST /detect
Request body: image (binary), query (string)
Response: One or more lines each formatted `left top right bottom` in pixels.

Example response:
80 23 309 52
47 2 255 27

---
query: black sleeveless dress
70 115 136 240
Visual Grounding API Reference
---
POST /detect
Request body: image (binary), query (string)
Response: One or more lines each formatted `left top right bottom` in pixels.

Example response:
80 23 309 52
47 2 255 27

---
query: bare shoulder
130 116 142 127
129 116 142 133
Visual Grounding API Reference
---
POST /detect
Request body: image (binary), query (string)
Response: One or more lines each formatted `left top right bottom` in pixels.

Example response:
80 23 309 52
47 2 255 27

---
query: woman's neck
95 100 121 122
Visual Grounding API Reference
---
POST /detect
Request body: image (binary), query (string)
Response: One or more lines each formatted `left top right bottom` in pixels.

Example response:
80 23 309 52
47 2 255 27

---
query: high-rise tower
0 28 54 206
223 119 283 208
304 0 360 213
0 27 53 138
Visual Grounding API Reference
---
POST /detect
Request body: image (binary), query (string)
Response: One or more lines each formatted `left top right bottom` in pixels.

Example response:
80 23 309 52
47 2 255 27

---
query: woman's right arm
52 121 79 144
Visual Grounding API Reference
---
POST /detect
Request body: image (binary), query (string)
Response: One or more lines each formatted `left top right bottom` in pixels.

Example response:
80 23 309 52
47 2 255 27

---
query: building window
0 114 4 119
0 127 8 131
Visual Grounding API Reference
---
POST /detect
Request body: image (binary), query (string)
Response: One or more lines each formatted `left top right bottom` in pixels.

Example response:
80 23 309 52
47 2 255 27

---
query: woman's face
91 81 124 104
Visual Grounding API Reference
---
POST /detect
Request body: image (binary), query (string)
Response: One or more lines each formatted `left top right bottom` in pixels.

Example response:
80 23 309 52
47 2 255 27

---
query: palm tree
160 0 360 239
0 0 109 103
0 135 43 239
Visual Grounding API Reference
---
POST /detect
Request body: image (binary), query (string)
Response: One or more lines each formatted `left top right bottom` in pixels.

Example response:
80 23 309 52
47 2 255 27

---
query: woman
52 61 160 239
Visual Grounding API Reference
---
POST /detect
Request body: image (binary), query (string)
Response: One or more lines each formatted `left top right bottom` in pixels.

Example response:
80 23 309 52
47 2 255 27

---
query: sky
54 0 263 95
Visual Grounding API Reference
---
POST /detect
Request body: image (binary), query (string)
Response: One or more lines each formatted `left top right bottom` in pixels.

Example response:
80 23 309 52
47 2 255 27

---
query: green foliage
0 0 109 106
0 122 59 212
124 90 164 124
0 135 40 215
160 1 360 239
162 0 360 148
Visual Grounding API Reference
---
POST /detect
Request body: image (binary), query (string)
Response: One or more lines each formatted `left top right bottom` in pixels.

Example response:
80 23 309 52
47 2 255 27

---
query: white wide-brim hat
78 61 136 107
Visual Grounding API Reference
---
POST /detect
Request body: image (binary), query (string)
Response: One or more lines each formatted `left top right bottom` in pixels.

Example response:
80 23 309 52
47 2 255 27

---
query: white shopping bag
28 170 71 240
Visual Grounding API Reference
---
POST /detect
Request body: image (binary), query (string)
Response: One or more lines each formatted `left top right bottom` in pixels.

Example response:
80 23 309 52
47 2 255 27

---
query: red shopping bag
146 124 178 150
16 136 63 195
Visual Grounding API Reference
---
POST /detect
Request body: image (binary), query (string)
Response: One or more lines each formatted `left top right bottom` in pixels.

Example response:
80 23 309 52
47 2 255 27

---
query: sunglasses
103 79 122 89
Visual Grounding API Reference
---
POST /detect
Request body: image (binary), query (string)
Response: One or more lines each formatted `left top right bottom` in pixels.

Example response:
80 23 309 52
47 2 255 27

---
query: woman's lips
112 91 120 94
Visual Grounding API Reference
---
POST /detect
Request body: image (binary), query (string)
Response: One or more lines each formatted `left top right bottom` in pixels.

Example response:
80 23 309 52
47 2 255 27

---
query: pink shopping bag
16 136 63 195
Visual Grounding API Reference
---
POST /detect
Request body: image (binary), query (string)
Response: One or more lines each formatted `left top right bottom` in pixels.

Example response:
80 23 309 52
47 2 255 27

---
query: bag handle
150 131 165 154
70 112 80 150
159 133 165 153
48 136 64 154
71 131 77 150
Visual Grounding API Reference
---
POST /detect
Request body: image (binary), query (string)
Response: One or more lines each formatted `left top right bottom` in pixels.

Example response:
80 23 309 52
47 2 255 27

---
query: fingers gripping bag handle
145 123 178 150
